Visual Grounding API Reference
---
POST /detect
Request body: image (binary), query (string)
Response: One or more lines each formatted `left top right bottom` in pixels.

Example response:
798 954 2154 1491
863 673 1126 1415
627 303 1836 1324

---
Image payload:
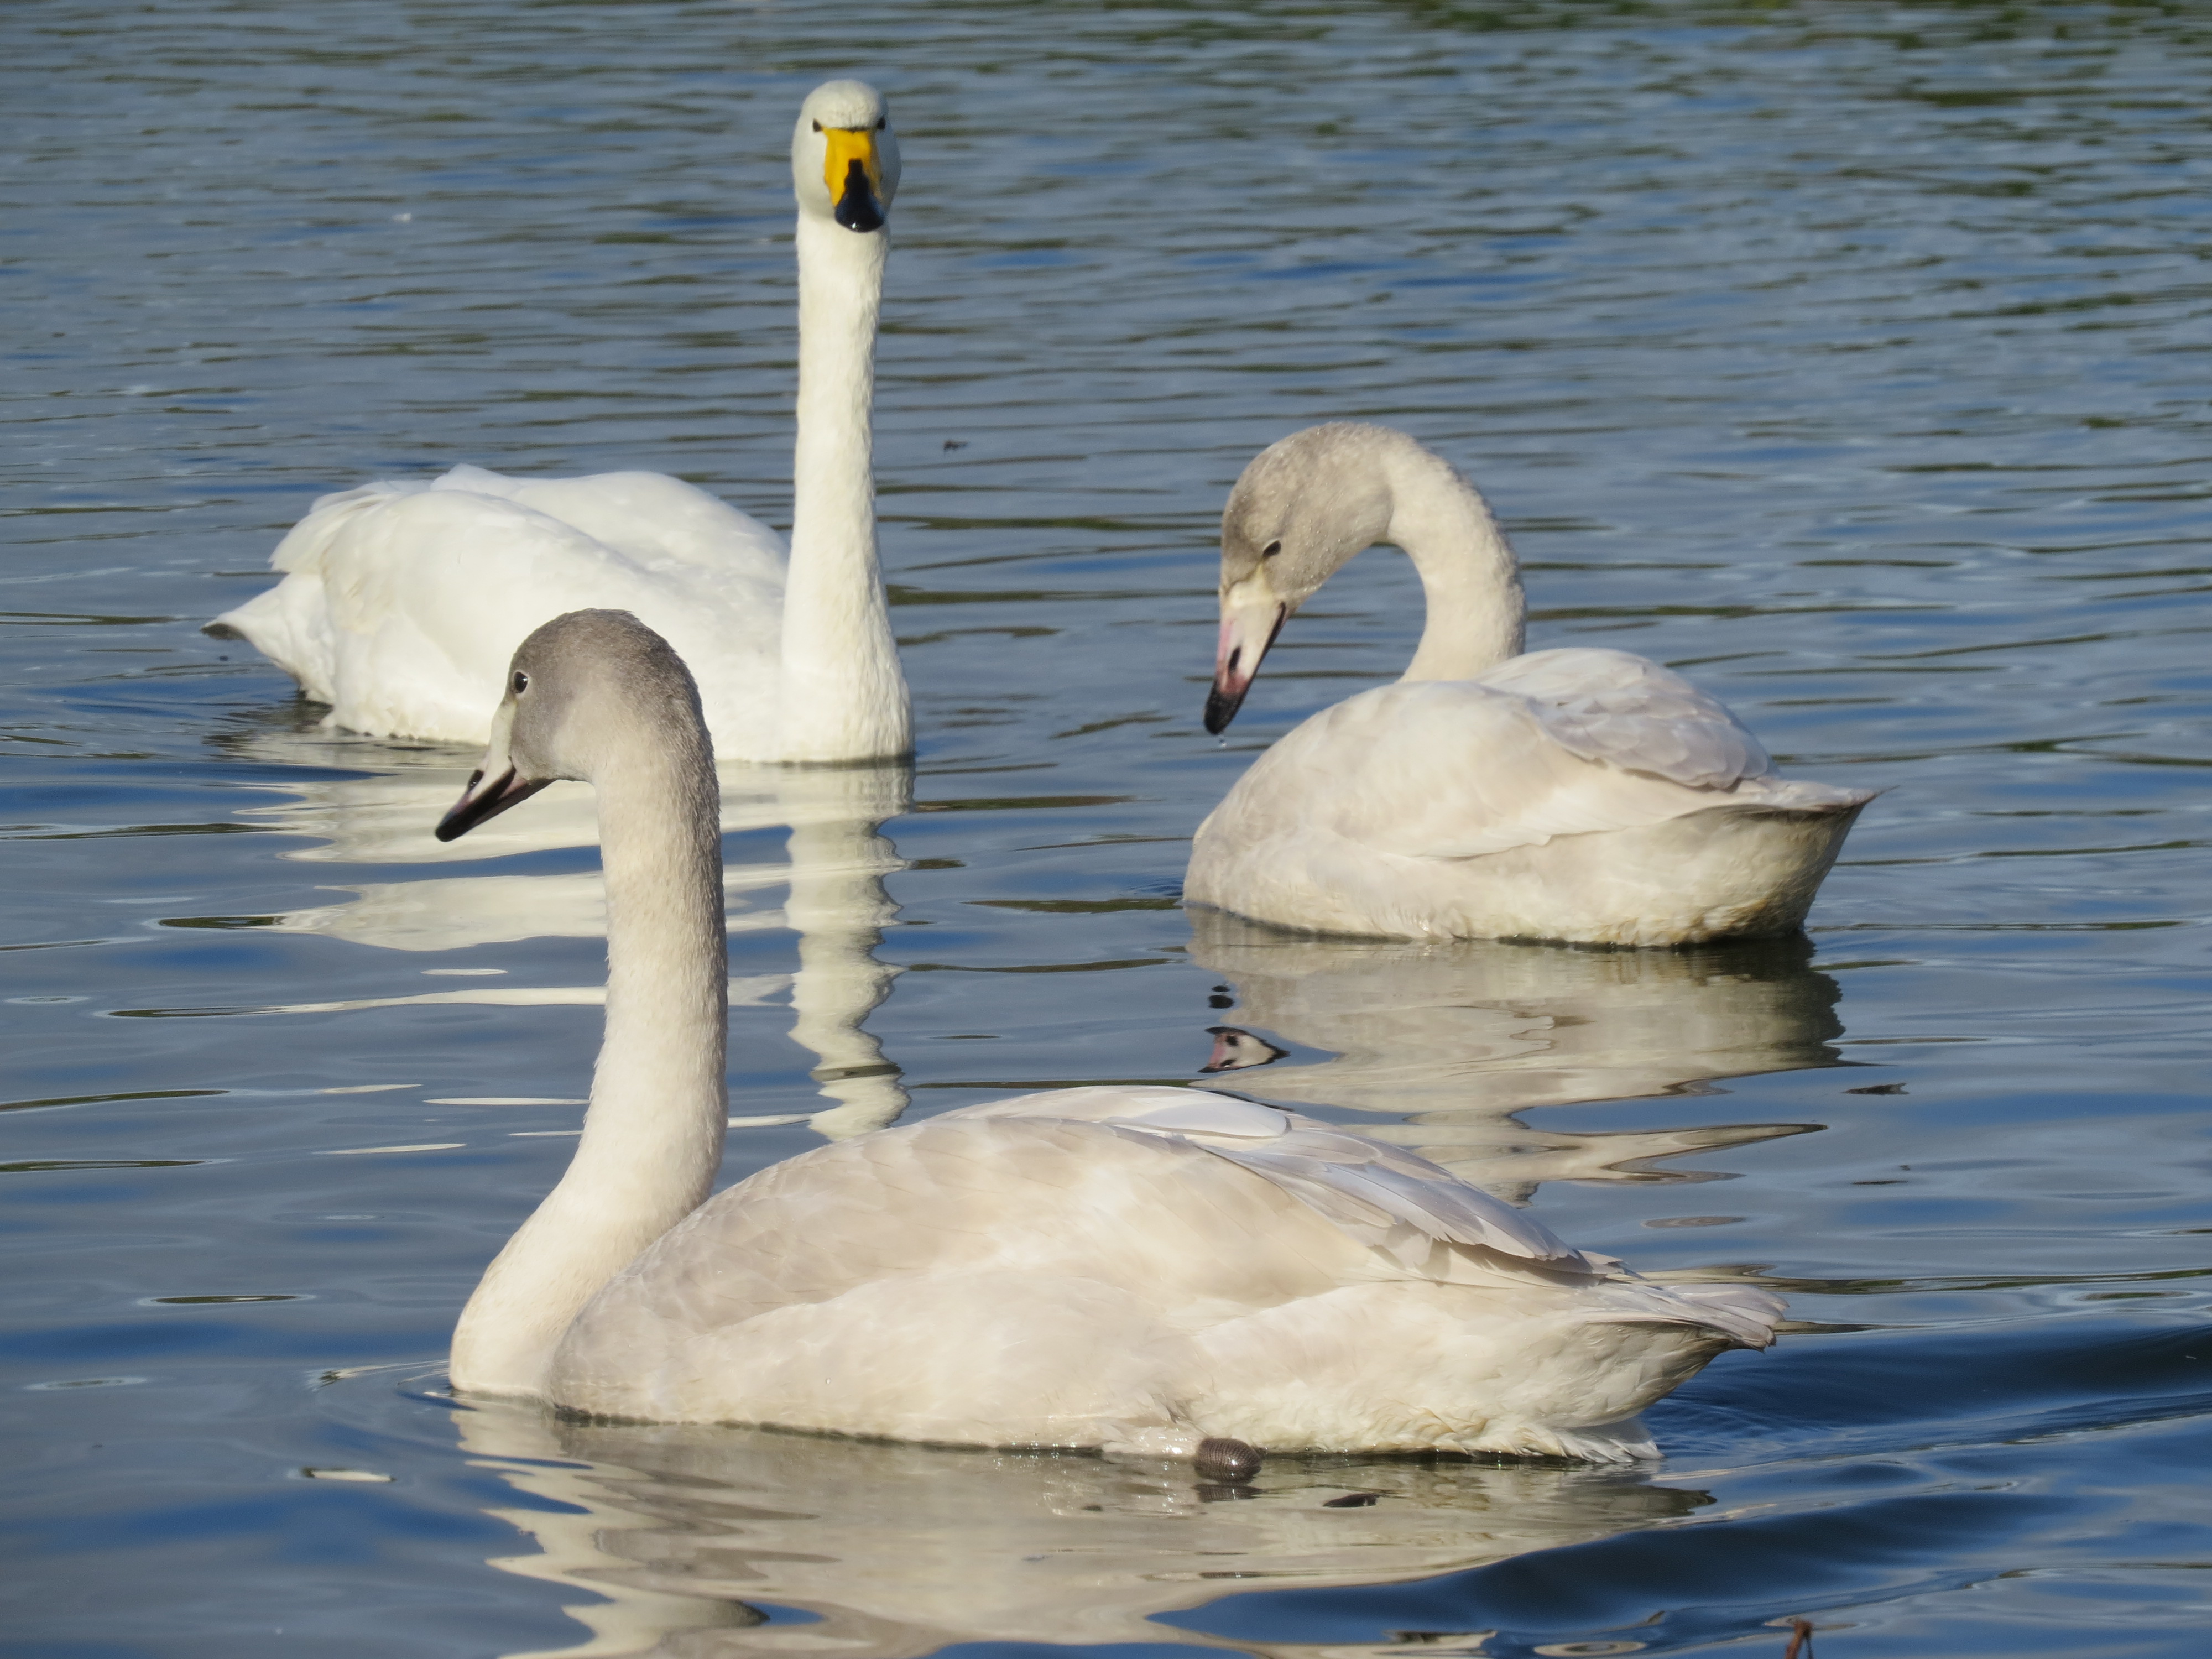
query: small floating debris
299 1467 393 1483
1321 1491 1382 1509
145 1293 301 1305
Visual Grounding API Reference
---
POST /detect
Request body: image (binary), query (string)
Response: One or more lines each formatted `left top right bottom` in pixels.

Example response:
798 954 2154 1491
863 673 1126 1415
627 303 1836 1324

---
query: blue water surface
4 3 2210 1656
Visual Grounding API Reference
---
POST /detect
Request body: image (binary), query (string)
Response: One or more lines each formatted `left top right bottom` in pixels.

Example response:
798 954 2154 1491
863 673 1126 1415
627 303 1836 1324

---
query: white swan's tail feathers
206 480 431 700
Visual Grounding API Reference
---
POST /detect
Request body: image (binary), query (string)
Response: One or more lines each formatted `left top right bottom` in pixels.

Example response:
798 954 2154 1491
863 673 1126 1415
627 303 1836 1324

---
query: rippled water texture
6 3 2211 1655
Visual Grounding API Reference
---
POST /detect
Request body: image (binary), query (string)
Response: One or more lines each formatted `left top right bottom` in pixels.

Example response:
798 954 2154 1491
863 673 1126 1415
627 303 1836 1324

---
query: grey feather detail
1584 1280 1785 1350
1103 1116 1584 1267
1103 1095 1291 1139
1480 648 1771 790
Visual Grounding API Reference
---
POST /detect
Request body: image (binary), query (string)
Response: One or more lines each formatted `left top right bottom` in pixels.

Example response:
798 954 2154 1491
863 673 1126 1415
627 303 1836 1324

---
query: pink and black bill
436 768 552 843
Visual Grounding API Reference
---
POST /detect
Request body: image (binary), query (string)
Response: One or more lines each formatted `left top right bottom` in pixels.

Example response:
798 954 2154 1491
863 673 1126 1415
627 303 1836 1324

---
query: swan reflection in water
225 731 910 1137
455 1395 1707 1658
1188 910 1842 1204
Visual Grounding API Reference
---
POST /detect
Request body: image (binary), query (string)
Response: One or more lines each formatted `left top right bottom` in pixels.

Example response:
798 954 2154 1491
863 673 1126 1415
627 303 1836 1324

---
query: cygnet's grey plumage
1191 424 1876 945
438 608 1781 1463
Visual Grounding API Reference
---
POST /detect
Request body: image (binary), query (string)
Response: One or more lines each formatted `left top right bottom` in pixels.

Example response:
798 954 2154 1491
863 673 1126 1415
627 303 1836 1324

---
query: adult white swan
1188 424 1876 946
208 81 907 764
432 607 1780 1464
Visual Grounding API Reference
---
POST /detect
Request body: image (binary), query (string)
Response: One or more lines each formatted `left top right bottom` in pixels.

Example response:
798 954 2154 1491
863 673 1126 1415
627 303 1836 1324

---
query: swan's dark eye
512 670 529 695
1261 540 1283 559
811 119 822 133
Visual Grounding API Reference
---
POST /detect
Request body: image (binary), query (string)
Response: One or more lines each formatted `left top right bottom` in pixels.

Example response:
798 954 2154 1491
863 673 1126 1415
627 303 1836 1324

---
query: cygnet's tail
1590 1276 1785 1352
1734 776 1885 817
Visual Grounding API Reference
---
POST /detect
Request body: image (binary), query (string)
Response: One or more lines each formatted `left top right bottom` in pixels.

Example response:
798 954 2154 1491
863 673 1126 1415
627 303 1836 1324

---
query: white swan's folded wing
430 466 786 581
1478 647 1770 789
215 473 784 747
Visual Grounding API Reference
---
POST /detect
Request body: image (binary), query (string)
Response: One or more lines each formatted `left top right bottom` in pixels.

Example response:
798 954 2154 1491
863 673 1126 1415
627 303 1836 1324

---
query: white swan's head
437 610 712 842
1206 424 1402 734
791 79 901 233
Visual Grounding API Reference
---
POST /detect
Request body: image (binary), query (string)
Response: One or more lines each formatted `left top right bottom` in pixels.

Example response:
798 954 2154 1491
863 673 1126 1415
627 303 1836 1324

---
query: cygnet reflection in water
217 729 913 1138
1190 911 1838 1204
456 1397 1706 1659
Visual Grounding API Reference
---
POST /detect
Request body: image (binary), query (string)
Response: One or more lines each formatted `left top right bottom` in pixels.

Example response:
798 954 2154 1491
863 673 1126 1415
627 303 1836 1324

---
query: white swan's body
210 82 908 764
1188 425 1875 946
433 608 1779 1464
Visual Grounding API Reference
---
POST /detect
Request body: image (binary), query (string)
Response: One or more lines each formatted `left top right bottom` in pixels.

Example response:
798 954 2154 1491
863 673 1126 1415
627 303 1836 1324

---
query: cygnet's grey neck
1371 435 1528 682
449 714 728 1399
779 216 909 762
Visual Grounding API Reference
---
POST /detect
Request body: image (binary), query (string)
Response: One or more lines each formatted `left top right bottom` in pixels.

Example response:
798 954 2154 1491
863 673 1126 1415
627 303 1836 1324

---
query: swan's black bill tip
1193 1437 1263 1483
834 162 885 232
1202 685 1245 735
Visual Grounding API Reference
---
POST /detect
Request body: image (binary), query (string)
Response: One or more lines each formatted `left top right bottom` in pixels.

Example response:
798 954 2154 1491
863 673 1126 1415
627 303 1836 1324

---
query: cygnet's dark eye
1261 540 1283 559
811 118 822 133
512 670 529 695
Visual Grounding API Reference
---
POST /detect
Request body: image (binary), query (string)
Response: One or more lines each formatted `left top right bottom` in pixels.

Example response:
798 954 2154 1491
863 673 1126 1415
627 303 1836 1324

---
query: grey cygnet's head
436 609 709 842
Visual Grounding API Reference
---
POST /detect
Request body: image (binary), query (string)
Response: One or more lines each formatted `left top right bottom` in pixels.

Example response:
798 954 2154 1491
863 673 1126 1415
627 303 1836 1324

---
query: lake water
6 2 2210 1655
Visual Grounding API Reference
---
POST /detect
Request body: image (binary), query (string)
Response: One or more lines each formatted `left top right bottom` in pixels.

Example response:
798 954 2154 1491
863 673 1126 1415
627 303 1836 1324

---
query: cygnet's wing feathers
1479 648 1770 789
1235 661 1866 867
555 1087 1781 1428
949 1086 1588 1267
562 1098 1378 1384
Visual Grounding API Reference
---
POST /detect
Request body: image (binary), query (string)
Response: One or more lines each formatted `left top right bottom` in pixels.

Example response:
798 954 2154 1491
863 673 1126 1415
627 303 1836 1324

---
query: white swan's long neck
450 747 727 1400
1381 444 1527 681
778 215 910 763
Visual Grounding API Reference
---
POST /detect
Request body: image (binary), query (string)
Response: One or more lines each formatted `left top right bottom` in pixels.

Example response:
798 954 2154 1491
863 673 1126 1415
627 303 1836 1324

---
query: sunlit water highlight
4 4 2210 1656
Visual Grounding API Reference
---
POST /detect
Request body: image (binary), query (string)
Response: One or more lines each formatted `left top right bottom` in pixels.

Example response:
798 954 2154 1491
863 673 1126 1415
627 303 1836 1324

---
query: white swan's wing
1477 647 1770 789
213 473 784 749
430 466 786 581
